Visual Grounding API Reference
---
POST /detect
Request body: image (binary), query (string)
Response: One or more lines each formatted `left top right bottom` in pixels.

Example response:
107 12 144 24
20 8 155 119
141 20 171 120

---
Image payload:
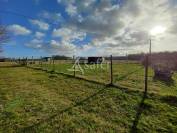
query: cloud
7 24 31 35
38 11 63 23
25 39 43 49
57 0 75 5
66 4 77 16
55 0 177 55
24 0 177 56
52 27 86 42
25 39 76 56
35 32 45 39
49 40 76 55
30 19 49 31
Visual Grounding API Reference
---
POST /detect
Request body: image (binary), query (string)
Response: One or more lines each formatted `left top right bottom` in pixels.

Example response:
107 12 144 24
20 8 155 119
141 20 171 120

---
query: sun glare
150 25 166 36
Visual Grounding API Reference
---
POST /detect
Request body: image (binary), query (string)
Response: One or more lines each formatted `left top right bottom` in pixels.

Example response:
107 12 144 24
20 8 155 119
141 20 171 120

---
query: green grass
31 61 177 96
0 64 177 132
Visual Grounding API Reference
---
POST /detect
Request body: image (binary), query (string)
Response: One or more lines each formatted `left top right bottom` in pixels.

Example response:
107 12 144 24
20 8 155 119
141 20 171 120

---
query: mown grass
0 64 177 132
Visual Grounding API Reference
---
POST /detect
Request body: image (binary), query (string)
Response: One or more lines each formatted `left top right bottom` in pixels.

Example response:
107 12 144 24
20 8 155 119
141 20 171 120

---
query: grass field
31 61 177 96
0 62 177 132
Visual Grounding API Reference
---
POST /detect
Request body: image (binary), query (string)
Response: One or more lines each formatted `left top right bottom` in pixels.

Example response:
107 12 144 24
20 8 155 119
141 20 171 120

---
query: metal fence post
38 57 40 65
26 57 28 66
32 56 33 65
110 55 113 85
18 57 20 64
144 55 149 94
49 56 52 65
40 56 43 68
52 57 55 71
73 55 76 77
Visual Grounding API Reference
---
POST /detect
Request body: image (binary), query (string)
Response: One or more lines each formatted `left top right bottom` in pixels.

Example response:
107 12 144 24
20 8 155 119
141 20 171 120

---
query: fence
14 55 153 94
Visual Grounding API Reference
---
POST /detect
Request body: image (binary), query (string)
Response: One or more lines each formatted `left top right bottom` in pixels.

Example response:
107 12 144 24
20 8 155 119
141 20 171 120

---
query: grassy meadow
30 60 177 96
0 62 177 132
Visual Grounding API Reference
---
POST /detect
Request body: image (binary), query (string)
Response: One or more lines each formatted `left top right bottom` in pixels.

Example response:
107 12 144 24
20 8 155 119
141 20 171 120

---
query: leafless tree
0 26 8 43
0 25 9 53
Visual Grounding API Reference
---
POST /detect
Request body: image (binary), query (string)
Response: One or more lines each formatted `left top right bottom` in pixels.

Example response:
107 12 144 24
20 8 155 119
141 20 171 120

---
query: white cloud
56 0 177 55
25 0 177 55
50 40 76 54
66 4 77 16
52 27 86 42
7 24 31 36
25 39 43 49
57 0 75 5
25 39 76 56
35 32 45 39
38 11 63 23
30 19 49 31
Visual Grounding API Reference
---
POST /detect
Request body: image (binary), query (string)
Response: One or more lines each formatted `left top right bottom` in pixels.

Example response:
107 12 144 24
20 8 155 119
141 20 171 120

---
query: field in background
0 62 177 132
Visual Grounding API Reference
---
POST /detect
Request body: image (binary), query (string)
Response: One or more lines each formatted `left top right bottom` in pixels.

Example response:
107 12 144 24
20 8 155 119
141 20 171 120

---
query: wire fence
12 55 153 94
7 54 177 96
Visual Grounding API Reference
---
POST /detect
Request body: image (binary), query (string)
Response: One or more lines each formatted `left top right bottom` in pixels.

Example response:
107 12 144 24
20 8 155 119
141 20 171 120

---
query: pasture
31 60 177 96
0 62 177 132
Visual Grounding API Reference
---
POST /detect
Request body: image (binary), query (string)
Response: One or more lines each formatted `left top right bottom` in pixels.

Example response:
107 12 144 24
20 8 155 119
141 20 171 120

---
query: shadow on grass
115 67 144 81
29 66 139 90
153 78 175 87
23 66 152 132
20 87 107 131
0 65 22 68
28 66 109 86
130 90 147 133
160 95 177 107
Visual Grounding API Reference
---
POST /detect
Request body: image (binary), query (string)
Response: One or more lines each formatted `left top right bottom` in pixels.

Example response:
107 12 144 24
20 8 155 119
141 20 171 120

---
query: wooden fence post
144 55 149 94
110 55 113 85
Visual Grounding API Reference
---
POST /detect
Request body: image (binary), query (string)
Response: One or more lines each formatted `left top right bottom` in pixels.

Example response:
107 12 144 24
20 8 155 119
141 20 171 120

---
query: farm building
88 57 104 64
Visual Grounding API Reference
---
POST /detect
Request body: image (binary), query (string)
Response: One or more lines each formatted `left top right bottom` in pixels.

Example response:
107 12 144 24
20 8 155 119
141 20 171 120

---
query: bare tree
0 25 9 53
0 26 8 43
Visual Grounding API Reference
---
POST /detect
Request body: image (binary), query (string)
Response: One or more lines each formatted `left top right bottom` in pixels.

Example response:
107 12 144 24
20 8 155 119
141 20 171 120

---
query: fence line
15 55 149 93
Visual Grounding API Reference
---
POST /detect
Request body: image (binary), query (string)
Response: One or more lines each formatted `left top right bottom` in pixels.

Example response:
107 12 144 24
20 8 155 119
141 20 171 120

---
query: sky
0 0 177 58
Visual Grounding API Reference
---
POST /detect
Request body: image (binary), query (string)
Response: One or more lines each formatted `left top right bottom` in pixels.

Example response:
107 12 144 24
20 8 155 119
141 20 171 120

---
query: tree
0 25 8 53
0 25 8 43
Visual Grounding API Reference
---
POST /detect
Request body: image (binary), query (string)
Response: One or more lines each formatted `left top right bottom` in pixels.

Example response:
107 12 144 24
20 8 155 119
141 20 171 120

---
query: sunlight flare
150 25 166 36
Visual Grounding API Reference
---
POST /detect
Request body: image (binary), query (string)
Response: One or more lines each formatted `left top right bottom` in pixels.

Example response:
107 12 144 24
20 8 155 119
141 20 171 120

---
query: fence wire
16 54 176 95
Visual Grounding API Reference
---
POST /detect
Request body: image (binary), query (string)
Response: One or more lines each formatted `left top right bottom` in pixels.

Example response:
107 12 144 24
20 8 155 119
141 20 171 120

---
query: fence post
50 57 52 65
18 57 20 64
40 56 43 68
110 55 113 85
22 57 25 66
38 57 40 65
52 57 55 71
26 57 28 66
144 55 149 94
32 56 33 65
73 55 76 77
